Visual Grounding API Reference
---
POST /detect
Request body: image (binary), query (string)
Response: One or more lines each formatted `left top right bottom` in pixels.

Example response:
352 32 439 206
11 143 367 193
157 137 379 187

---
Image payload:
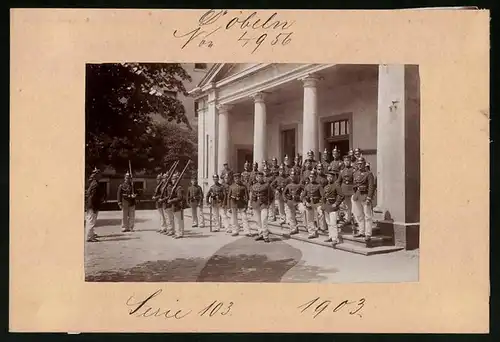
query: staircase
186 208 403 256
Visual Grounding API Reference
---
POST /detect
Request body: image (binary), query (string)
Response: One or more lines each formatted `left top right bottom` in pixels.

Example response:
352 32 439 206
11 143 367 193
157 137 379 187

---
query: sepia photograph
84 63 420 283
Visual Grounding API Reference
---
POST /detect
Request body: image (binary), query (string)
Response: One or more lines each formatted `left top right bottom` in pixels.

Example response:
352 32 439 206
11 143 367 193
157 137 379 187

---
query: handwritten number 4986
199 300 233 317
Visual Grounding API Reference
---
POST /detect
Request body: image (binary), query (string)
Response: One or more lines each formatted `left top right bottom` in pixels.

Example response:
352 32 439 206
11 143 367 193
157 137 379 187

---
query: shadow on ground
86 235 340 282
97 218 148 226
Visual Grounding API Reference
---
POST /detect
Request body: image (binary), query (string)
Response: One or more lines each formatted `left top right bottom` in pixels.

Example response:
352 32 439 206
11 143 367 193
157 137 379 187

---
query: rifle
128 160 136 197
159 160 180 202
165 160 192 204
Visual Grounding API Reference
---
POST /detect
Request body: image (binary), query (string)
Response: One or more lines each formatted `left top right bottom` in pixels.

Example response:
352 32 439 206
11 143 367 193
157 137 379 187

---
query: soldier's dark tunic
187 184 203 208
301 181 324 205
117 181 136 206
271 175 291 197
220 168 234 184
263 171 275 186
353 169 376 200
241 170 252 189
283 181 304 206
301 168 313 185
153 179 165 209
335 166 355 196
206 184 224 204
168 185 185 212
321 160 330 171
86 178 104 211
227 182 248 209
249 170 259 186
250 182 274 210
322 183 345 211
302 159 317 172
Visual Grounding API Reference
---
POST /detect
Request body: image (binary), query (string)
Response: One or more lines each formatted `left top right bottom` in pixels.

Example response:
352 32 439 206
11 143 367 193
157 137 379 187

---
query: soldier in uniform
328 146 344 181
270 157 280 175
117 172 137 232
301 159 314 185
301 170 324 239
320 148 330 170
187 176 205 228
206 175 225 232
282 169 303 237
220 162 234 184
335 155 355 230
352 157 376 240
315 163 328 232
261 160 269 172
165 172 186 239
250 171 274 242
226 173 250 236
293 155 302 176
270 165 290 225
85 167 104 242
241 161 252 188
249 162 259 186
354 148 363 160
152 172 168 233
263 164 276 221
283 155 293 175
322 171 345 246
302 150 317 171
221 175 232 232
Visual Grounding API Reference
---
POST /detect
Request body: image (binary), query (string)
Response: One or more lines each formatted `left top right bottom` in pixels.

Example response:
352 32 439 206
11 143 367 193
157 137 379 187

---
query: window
281 128 296 160
194 63 207 70
194 101 199 118
326 119 350 138
133 179 146 195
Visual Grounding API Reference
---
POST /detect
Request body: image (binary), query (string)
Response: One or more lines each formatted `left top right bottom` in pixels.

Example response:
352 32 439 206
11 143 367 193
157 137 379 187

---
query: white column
217 104 232 172
301 74 319 161
197 101 205 184
252 92 267 166
206 87 218 179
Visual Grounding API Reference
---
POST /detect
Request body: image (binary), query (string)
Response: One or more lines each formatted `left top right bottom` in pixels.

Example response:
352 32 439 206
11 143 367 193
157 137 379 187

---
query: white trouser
351 194 373 236
231 208 250 233
253 206 270 238
325 210 339 241
173 209 184 237
305 203 321 234
209 203 222 231
85 209 98 240
121 202 135 231
275 197 286 223
191 204 205 227
157 206 167 231
284 203 298 232
165 207 175 234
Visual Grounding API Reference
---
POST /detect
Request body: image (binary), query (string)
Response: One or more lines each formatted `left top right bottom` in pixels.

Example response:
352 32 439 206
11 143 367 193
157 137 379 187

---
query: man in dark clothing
328 146 344 181
352 157 376 241
270 165 290 225
250 171 274 242
301 170 324 239
117 172 137 232
282 169 304 236
153 172 168 233
322 171 345 246
335 155 355 229
85 167 104 242
206 174 225 232
226 173 250 236
187 176 205 228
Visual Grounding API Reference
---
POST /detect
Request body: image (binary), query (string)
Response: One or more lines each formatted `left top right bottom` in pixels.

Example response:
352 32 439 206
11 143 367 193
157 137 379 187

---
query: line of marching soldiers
202 147 376 245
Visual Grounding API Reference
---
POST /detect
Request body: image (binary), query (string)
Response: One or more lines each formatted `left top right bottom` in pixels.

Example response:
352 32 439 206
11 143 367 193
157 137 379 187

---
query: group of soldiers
85 147 376 247
200 147 376 245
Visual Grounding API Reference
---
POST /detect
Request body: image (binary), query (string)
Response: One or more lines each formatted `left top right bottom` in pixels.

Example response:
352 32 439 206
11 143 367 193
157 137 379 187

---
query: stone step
186 211 400 256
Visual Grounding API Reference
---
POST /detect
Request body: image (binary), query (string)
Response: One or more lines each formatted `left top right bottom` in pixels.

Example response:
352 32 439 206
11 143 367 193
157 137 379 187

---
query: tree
85 63 192 174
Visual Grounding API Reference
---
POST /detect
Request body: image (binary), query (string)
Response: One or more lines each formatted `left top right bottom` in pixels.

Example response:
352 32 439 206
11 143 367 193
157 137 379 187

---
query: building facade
190 63 420 249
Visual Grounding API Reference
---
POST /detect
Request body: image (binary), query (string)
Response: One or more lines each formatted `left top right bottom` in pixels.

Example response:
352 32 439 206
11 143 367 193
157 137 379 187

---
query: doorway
281 128 296 160
236 148 253 172
326 139 350 158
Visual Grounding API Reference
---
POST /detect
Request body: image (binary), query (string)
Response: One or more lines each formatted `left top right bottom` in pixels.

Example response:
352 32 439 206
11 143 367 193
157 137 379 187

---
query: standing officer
335 154 355 230
270 165 290 225
283 155 293 175
282 169 303 237
301 170 324 239
187 176 205 228
315 163 328 232
220 162 234 184
352 157 376 241
321 148 330 170
250 171 274 242
85 167 104 242
117 171 137 232
263 164 276 221
328 146 344 181
221 175 232 232
206 174 225 232
153 172 168 233
166 172 185 239
226 173 250 236
322 171 345 246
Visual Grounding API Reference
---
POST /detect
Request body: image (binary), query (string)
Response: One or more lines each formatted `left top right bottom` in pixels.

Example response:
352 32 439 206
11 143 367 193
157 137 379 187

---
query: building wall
226 78 379 174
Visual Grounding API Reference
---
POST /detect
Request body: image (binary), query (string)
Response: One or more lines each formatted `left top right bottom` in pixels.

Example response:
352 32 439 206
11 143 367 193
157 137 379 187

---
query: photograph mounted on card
10 8 489 333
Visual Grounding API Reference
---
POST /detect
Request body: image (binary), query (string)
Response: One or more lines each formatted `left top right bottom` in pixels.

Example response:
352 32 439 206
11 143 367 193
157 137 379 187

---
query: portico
190 63 420 249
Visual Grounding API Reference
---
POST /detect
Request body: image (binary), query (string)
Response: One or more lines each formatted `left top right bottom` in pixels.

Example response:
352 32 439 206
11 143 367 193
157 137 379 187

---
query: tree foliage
85 63 194 174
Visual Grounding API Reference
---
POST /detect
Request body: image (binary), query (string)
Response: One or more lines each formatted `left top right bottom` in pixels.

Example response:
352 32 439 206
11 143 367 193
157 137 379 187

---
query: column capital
216 103 234 114
299 74 321 87
251 91 268 103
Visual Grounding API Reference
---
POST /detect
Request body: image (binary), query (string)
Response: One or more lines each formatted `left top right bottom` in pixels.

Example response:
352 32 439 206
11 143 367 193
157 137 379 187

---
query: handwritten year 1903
298 297 366 319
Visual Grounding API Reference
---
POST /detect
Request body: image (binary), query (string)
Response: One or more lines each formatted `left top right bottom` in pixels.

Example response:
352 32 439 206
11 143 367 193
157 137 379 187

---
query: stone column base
373 206 419 250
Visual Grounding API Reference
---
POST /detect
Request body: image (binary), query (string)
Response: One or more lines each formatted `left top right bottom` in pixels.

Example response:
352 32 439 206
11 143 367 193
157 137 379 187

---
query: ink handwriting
172 10 295 54
297 297 366 319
